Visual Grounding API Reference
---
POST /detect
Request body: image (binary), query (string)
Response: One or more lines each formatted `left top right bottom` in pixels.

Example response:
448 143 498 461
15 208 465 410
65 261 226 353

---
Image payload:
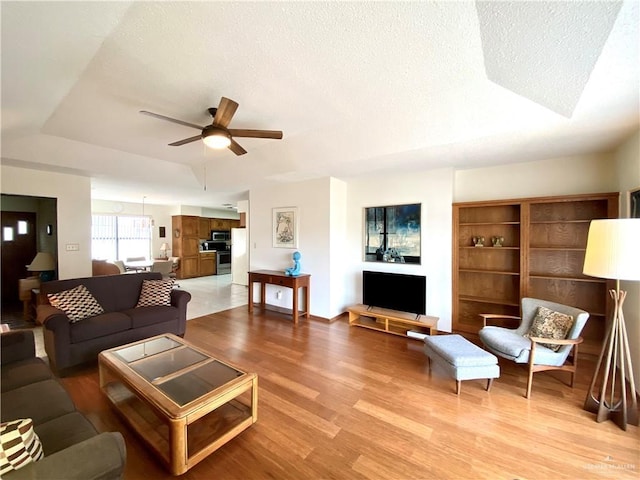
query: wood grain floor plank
54 306 639 479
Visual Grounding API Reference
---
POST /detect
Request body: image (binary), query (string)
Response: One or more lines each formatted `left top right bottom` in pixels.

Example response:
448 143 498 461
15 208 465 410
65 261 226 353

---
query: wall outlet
65 243 79 251
276 290 282 300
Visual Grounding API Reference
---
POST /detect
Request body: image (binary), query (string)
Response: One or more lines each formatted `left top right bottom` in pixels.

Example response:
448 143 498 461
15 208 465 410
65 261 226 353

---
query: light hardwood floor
58 305 639 480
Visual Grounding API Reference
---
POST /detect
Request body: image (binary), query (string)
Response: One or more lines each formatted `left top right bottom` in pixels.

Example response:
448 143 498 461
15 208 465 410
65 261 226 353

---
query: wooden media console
347 304 438 339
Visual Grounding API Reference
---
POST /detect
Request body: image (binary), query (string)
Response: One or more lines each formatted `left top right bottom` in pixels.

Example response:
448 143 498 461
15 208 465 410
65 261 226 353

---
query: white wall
329 178 348 319
1 165 92 279
250 178 333 319
614 130 640 389
454 152 618 202
346 168 455 331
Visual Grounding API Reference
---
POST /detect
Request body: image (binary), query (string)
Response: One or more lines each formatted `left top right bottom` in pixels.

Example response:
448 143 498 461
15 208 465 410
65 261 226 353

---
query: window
3 227 14 242
17 220 28 234
92 215 151 260
364 203 421 264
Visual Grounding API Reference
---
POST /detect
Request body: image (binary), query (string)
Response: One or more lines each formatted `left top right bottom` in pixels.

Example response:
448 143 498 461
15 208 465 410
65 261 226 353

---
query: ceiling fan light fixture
202 128 231 149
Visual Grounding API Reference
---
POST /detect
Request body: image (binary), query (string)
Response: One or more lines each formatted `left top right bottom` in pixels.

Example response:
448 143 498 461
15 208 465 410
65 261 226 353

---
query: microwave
210 230 231 241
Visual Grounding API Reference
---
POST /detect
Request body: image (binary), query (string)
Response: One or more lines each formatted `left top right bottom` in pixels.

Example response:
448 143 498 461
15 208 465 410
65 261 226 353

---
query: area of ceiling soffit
0 1 637 208
476 0 623 117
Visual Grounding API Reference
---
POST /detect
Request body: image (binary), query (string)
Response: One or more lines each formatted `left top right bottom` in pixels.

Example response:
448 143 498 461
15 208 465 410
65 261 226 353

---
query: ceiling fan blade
213 97 239 128
140 110 204 130
228 138 247 156
228 129 283 139
169 135 202 146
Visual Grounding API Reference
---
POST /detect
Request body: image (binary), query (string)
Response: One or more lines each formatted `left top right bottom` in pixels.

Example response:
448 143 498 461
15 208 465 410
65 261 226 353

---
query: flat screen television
362 270 426 316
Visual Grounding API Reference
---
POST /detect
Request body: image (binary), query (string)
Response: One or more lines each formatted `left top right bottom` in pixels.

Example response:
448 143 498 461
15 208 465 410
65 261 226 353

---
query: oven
216 249 231 275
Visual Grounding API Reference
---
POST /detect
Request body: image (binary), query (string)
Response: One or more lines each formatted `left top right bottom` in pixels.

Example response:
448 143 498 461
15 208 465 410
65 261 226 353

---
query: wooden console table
347 304 438 339
248 270 311 325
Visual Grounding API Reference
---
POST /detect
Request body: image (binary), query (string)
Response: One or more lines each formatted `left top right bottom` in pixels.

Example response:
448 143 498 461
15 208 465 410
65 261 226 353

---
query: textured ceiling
1 1 638 208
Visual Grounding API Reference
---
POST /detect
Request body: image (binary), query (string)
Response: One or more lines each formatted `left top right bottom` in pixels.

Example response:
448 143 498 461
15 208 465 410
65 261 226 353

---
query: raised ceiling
1 1 638 208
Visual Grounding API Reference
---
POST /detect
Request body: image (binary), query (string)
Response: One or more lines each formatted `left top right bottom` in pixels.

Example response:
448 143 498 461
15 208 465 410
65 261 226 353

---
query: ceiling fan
140 97 283 156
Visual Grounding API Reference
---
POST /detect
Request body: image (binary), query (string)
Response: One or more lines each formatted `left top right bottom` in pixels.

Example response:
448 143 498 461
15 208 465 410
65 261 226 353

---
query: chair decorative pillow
0 418 44 475
47 284 104 322
524 306 574 352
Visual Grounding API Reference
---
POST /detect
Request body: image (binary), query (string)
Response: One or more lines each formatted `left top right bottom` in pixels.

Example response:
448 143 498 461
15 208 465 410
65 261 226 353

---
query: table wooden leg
248 280 253 313
169 419 187 475
252 376 259 423
292 286 299 325
260 282 266 311
305 285 310 318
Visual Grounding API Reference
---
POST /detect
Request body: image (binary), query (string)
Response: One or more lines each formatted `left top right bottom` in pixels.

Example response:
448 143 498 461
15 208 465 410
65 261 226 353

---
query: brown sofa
37 272 191 375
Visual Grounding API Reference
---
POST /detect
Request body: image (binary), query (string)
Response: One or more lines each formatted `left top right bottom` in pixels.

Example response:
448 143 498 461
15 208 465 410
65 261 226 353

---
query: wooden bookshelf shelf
453 193 619 351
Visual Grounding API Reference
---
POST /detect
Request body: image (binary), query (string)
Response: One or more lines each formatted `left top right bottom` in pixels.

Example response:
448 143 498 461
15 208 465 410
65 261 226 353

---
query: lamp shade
160 243 169 251
27 252 55 271
583 218 640 281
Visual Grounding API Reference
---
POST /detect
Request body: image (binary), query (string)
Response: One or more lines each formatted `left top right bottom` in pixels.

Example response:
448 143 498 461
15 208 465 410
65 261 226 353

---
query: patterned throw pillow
525 306 574 352
47 284 104 323
0 418 44 475
136 279 174 307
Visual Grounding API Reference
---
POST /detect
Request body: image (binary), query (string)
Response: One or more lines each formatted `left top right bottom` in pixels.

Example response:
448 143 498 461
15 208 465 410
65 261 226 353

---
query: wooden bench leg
456 380 461 395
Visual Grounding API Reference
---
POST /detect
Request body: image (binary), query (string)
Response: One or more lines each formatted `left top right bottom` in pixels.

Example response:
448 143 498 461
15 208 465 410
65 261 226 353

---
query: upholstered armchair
478 298 589 398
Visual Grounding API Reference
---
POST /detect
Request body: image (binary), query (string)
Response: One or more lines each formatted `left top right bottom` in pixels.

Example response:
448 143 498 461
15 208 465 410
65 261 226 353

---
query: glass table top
110 335 244 406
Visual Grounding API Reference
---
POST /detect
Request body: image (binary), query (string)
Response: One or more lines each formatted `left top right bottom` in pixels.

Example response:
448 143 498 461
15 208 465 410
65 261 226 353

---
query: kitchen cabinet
198 217 210 238
173 214 241 279
452 192 619 355
172 215 200 279
199 252 216 276
181 257 200 278
210 218 230 230
180 216 199 236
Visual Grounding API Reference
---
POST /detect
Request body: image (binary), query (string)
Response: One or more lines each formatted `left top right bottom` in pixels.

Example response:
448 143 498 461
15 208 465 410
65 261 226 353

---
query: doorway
1 194 58 311
1 211 37 303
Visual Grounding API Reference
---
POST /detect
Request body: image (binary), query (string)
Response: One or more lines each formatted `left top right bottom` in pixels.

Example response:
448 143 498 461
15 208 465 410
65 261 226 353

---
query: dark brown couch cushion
34 413 98 456
124 305 179 329
1 357 52 393
1 380 75 426
69 312 132 344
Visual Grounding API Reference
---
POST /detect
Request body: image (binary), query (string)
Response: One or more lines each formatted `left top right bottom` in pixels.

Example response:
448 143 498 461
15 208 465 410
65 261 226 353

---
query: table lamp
583 218 640 430
27 252 56 281
160 243 170 259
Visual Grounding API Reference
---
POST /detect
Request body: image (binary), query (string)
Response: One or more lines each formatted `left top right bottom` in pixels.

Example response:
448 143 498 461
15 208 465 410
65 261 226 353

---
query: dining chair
151 260 174 280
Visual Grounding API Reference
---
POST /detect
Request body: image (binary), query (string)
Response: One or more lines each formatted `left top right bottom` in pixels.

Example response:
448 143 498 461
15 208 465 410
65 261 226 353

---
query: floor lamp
583 218 640 430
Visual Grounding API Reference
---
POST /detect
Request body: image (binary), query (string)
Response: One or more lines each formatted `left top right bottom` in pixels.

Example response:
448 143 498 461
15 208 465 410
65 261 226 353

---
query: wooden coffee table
98 334 258 475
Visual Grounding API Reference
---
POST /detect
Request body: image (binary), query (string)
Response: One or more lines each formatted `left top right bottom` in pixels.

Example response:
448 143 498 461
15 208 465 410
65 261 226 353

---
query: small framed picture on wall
273 207 298 248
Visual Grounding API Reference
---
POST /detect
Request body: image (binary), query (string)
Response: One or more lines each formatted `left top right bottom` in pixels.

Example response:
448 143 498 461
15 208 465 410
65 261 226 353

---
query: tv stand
347 304 438 339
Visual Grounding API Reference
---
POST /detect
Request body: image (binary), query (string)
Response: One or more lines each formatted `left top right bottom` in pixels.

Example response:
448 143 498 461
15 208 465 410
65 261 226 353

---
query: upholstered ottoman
424 334 499 395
